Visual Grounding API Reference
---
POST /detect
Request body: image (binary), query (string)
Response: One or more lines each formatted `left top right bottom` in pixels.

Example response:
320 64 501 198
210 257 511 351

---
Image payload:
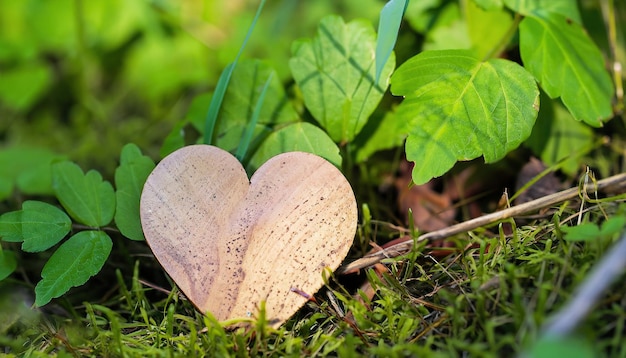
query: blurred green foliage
0 0 383 174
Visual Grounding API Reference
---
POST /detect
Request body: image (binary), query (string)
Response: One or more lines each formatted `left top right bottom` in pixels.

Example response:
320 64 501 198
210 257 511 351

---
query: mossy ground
2 193 625 357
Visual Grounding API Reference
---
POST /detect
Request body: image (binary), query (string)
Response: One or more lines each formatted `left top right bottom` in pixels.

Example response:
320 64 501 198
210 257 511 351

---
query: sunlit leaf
21 201 71 252
519 13 613 126
114 144 155 241
376 0 407 83
213 59 298 155
247 122 341 173
34 231 112 306
391 49 539 184
290 15 395 143
52 162 115 228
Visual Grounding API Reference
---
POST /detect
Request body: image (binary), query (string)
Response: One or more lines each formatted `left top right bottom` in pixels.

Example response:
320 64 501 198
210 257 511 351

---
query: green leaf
114 144 155 241
247 122 342 174
562 217 626 242
376 0 407 83
0 249 17 281
0 211 23 242
213 59 298 155
34 231 112 306
160 120 188 159
525 93 594 176
519 14 613 126
355 110 408 162
599 216 626 238
562 223 601 242
21 201 72 252
391 49 539 184
503 0 581 24
52 161 116 228
289 15 395 143
527 336 596 358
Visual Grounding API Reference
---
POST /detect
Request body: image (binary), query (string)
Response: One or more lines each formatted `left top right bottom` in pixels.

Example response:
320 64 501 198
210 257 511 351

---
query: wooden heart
140 145 357 327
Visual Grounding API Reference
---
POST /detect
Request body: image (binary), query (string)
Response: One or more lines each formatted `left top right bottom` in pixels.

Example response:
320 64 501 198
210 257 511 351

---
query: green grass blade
235 72 274 161
203 0 267 145
375 0 407 84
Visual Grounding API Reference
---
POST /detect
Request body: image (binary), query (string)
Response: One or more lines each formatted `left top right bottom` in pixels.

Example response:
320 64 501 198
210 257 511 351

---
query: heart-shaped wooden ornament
140 145 357 327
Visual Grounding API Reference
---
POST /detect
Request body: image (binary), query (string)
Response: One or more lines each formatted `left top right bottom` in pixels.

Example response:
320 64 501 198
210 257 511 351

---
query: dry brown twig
341 172 626 274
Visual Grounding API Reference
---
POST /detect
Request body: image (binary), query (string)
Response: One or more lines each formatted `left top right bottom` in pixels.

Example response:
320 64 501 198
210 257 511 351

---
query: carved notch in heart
140 145 357 326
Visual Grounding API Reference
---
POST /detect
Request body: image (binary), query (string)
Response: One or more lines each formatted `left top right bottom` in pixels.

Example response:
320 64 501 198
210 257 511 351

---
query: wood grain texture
140 145 357 327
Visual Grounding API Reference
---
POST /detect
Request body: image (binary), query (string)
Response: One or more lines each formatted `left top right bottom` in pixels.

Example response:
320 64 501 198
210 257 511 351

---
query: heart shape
140 145 357 326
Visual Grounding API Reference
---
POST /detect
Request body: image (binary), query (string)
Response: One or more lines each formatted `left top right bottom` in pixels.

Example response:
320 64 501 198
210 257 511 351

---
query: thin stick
340 173 626 274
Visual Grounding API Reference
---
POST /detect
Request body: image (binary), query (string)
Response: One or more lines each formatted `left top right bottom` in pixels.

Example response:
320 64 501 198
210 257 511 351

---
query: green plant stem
482 13 522 61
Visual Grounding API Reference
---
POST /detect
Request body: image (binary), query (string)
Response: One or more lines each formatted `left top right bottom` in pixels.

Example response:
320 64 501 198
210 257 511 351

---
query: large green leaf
34 231 112 306
52 162 115 228
391 49 539 184
114 144 155 241
21 201 71 252
213 59 298 155
247 122 341 173
519 13 613 126
289 15 395 143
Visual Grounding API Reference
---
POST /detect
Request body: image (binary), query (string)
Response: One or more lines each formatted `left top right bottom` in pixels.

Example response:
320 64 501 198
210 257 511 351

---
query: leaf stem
482 12 523 61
